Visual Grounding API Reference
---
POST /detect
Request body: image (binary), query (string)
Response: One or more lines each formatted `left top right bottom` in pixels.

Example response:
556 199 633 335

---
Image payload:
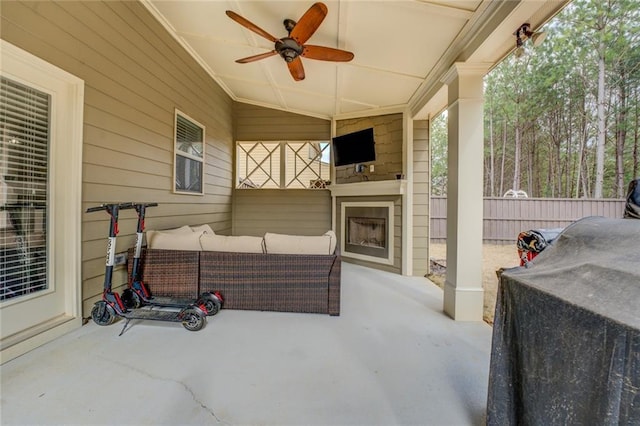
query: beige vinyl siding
1 1 234 315
232 190 331 237
233 103 330 141
412 120 430 276
335 114 403 183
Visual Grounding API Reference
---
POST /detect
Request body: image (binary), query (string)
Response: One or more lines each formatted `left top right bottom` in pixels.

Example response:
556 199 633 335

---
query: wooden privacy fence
430 197 627 244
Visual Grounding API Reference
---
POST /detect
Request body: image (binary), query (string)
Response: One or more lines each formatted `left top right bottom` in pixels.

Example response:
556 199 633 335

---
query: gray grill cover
487 216 640 425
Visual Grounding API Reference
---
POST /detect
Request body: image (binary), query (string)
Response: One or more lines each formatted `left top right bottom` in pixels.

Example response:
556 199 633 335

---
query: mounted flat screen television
332 128 376 167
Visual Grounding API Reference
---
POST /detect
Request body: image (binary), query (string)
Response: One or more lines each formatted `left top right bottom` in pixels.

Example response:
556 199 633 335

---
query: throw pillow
146 228 202 251
200 234 264 253
263 232 335 255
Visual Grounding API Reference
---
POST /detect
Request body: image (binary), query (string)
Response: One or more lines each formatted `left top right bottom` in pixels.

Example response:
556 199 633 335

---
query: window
236 141 331 189
1 77 49 300
174 110 204 194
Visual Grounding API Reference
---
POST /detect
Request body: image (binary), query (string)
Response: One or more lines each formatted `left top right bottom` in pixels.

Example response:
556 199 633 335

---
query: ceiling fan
226 2 354 81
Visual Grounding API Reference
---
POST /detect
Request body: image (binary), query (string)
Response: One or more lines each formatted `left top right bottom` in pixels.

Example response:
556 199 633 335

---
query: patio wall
233 189 331 237
231 103 332 236
1 1 235 315
334 113 404 184
233 103 330 141
232 102 332 189
430 197 627 244
412 120 430 276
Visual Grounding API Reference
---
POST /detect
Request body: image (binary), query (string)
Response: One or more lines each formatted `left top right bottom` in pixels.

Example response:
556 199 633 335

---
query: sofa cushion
146 227 202 251
200 234 264 253
264 232 336 255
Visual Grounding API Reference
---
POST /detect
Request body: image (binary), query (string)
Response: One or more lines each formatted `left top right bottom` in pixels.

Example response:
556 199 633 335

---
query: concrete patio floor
1 262 493 426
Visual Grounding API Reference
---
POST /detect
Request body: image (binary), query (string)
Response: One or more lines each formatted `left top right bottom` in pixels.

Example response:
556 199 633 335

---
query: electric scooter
120 202 223 315
88 202 207 335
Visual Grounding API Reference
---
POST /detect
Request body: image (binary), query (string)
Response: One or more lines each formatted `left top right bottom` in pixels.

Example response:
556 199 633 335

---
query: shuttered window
0 76 49 301
174 110 204 195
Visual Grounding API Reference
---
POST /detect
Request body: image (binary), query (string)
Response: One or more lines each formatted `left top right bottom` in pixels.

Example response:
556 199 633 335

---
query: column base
443 281 484 321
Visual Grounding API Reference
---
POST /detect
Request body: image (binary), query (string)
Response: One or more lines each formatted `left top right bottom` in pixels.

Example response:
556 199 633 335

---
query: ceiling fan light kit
514 23 546 58
226 2 354 81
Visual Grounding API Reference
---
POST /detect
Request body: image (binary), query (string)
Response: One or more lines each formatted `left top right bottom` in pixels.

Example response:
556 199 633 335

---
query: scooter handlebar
86 202 135 213
86 205 109 213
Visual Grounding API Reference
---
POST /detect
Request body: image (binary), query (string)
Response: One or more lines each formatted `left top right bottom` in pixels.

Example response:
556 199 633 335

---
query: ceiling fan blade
302 45 354 62
226 10 279 43
289 2 328 45
287 57 306 81
235 51 278 63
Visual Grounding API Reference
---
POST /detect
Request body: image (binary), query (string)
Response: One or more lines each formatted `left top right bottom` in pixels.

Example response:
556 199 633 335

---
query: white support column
441 63 490 321
402 109 413 275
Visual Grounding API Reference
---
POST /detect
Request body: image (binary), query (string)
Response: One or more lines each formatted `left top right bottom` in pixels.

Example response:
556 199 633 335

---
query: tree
434 0 639 199
430 112 448 196
480 0 639 199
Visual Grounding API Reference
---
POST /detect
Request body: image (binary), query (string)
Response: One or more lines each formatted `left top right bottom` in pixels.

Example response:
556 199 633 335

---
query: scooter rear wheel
202 293 221 316
181 308 205 331
91 301 116 326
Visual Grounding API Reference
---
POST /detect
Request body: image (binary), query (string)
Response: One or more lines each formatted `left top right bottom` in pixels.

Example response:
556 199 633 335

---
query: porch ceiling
142 0 570 120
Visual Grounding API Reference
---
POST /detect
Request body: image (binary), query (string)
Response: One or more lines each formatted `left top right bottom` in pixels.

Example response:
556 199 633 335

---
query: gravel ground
427 243 520 325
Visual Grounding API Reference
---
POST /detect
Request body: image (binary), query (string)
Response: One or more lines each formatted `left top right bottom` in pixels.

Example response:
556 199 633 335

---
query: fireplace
341 201 394 265
348 217 386 249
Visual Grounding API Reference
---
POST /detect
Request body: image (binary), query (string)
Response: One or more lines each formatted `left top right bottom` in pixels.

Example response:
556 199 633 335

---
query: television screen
332 128 376 167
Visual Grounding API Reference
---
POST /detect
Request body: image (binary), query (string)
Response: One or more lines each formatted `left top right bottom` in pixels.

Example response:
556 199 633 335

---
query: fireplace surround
340 201 394 265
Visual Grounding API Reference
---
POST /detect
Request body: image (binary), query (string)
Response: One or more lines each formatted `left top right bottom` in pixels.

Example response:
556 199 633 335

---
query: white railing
237 141 330 189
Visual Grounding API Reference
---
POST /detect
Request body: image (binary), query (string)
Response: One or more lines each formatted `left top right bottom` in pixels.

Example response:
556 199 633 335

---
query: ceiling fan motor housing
276 38 303 62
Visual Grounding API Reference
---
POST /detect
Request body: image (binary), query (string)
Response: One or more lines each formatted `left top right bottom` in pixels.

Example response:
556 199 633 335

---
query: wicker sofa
128 239 341 316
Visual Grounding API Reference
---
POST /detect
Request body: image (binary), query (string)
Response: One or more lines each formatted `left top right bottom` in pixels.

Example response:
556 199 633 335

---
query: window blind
176 114 203 158
1 76 50 301
174 111 204 194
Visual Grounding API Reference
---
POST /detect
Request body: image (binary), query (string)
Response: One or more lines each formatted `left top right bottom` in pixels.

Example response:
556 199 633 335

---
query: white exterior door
0 41 84 363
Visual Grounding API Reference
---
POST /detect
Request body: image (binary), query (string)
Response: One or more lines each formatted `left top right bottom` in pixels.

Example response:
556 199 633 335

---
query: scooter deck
114 305 205 335
121 307 184 322
145 295 195 308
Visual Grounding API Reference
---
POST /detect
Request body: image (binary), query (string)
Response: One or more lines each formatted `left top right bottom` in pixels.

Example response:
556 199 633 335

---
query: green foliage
430 113 448 196
431 0 640 198
471 0 639 198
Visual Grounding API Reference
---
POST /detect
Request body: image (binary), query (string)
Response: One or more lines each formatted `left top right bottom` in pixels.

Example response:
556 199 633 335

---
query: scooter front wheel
91 301 116 326
181 308 205 331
